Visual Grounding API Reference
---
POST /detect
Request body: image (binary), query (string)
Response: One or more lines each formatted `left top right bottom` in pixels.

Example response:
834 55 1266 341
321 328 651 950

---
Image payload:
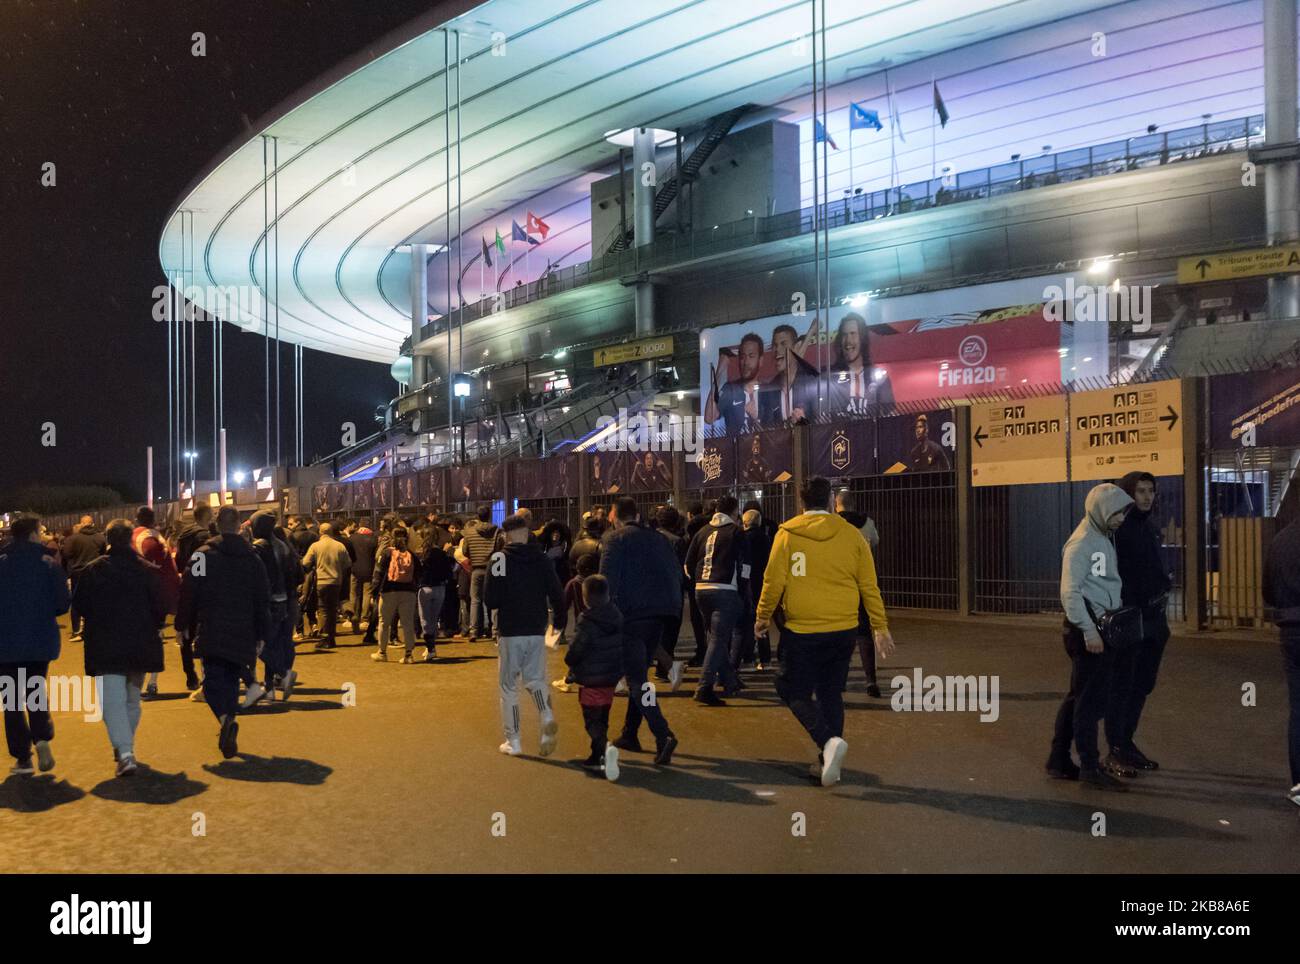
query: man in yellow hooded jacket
755 476 895 786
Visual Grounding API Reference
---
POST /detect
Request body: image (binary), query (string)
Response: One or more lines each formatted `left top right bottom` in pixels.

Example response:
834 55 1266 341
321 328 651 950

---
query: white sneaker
668 661 685 692
603 744 620 782
9 762 34 776
280 670 297 701
820 736 847 787
614 678 628 695
1288 783 1300 807
35 740 55 773
189 686 206 703
240 682 265 709
551 678 572 692
498 739 522 756
115 753 138 778
539 717 559 757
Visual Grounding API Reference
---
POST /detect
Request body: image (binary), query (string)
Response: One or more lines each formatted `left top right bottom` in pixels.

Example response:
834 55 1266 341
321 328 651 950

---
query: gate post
1182 377 1207 630
956 406 975 617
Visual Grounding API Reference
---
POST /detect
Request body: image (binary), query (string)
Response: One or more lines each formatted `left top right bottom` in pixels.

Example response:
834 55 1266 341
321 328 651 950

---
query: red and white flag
526 210 550 239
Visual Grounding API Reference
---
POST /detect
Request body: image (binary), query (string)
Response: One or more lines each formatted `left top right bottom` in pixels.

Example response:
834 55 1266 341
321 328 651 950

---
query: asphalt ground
1 611 1295 873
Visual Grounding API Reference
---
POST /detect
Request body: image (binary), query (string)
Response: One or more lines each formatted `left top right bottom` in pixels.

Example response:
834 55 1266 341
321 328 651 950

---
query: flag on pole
932 81 949 127
888 83 905 143
494 227 506 256
814 119 838 150
849 102 882 131
526 211 550 239
481 236 493 268
512 219 540 245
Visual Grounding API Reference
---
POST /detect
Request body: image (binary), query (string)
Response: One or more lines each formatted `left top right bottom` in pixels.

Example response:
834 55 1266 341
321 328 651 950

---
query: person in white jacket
1047 482 1134 791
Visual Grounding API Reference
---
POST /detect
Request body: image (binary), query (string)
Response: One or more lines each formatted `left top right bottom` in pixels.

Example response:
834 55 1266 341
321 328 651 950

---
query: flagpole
930 72 937 187
887 70 897 213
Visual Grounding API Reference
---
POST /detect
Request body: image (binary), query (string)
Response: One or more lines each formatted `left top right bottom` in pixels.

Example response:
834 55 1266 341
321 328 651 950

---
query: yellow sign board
593 335 674 367
970 395 1069 487
1070 380 1183 480
1177 245 1300 284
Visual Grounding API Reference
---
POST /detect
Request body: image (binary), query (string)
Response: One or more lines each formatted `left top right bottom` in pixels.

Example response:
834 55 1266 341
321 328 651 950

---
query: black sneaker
1046 758 1081 780
693 686 726 707
722 678 747 698
1103 756 1138 779
185 673 200 691
865 682 882 698
579 752 602 769
1081 767 1128 791
612 734 645 753
687 656 704 668
1114 744 1159 771
654 733 678 766
218 716 240 759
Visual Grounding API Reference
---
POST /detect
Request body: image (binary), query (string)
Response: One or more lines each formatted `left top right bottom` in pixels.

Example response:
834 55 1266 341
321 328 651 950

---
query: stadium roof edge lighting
157 0 1120 365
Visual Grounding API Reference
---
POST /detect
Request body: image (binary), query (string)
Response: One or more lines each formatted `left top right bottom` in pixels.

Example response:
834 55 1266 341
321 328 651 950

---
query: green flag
494 227 506 256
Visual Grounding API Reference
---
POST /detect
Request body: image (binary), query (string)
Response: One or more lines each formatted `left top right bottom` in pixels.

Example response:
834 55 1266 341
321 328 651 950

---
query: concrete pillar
1182 377 1207 630
408 244 433 386
632 127 657 381
1264 0 1300 320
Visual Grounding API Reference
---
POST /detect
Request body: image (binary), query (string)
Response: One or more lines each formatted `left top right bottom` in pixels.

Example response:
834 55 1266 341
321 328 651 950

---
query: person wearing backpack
371 528 421 663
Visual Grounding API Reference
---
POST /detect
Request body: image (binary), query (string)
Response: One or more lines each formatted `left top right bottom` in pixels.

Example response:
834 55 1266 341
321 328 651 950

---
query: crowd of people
3 468 1296 802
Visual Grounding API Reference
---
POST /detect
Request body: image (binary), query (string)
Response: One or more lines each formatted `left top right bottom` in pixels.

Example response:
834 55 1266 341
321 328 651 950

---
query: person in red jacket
132 506 180 698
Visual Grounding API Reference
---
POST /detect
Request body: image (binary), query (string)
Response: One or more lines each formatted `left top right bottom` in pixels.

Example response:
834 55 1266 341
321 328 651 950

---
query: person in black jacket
684 502 709 665
172 504 215 690
1263 509 1300 805
176 507 271 760
62 515 105 642
654 506 688 685
251 511 303 702
1105 472 1173 773
565 575 624 780
567 518 603 576
418 538 456 662
738 508 772 670
484 514 566 756
685 495 750 705
600 497 681 764
73 519 164 777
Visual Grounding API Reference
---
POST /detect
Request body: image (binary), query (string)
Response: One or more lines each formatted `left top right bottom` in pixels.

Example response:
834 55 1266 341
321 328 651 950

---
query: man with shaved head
302 522 351 650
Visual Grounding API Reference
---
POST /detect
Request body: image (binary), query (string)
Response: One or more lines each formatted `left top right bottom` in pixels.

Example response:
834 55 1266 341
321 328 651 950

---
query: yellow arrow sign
1178 245 1300 284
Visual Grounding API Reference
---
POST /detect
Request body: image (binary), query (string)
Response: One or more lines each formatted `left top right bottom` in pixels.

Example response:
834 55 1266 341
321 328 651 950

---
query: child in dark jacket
564 575 624 781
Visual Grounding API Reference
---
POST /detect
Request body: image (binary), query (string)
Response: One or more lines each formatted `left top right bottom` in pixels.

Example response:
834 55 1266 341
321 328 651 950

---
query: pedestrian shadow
426 655 495 664
525 753 778 805
851 777 1241 841
140 692 192 703
90 766 207 805
993 691 1067 702
0 774 86 813
202 754 332 785
240 699 344 714
281 686 347 697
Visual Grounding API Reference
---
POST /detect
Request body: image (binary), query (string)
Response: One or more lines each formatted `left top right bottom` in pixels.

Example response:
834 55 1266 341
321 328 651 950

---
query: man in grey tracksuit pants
1048 482 1134 791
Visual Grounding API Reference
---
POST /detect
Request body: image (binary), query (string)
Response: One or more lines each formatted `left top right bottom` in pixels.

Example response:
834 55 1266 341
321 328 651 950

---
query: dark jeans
179 626 198 683
69 572 84 634
1283 628 1300 786
686 586 706 661
619 617 672 744
856 634 877 684
202 657 245 722
1104 614 1169 752
0 661 53 763
1051 622 1113 770
261 601 294 682
582 704 611 757
774 629 855 749
696 590 742 690
319 583 342 644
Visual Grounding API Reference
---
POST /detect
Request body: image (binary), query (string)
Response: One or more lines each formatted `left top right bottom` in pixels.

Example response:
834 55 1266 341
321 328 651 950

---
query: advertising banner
1070 380 1183 480
312 485 329 513
877 409 956 474
627 450 675 492
1209 366 1300 449
449 466 475 503
353 480 372 510
420 469 444 507
328 483 352 513
371 476 392 510
970 395 1069 486
686 436 736 489
810 420 875 478
478 462 503 502
590 450 630 496
700 303 1065 436
513 460 548 502
546 455 576 497
396 473 420 508
737 429 794 485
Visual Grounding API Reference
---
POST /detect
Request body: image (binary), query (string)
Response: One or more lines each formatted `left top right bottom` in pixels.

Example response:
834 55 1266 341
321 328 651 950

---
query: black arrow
974 425 988 448
1159 405 1178 431
1195 258 1211 278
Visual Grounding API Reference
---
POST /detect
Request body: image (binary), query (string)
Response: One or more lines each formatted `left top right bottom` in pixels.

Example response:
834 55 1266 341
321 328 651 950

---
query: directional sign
1069 379 1183 480
593 335 674 368
970 394 1069 487
1177 245 1300 284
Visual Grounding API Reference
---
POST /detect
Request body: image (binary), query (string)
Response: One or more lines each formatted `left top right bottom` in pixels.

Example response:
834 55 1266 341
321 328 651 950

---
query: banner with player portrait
513 460 547 502
420 468 444 507
449 466 475 504
371 476 392 511
876 409 956 474
312 485 329 513
590 450 630 497
737 429 794 485
353 480 372 510
328 483 352 512
478 462 503 502
627 450 675 492
546 455 577 497
396 472 420 508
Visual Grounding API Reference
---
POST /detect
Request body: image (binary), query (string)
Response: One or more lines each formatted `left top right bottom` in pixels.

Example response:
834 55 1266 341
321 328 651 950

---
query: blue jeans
696 589 742 690
418 586 446 640
98 672 144 756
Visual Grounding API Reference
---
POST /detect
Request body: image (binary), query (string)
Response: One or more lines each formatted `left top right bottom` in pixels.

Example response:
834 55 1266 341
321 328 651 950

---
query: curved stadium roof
158 0 1269 365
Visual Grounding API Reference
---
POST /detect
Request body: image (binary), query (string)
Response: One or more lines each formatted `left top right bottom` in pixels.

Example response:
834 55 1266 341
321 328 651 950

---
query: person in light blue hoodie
1047 482 1133 791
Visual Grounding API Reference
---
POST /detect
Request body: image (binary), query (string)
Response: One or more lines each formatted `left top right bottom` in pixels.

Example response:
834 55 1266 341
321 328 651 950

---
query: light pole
184 451 198 489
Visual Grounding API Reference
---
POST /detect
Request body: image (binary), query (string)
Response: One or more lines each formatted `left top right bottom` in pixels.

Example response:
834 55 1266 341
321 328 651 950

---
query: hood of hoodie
76 523 101 536
709 512 736 528
779 510 847 543
1084 483 1134 536
502 541 545 565
211 533 254 557
582 600 622 632
472 520 498 538
250 511 277 541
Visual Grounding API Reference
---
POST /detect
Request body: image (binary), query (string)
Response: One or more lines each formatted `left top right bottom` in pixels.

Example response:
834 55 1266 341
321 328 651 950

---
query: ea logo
958 335 987 366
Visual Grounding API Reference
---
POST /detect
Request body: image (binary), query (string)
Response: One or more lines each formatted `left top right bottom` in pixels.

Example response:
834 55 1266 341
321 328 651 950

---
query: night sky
0 0 440 503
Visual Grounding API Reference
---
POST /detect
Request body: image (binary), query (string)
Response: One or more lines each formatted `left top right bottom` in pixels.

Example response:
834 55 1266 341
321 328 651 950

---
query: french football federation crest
831 431 850 471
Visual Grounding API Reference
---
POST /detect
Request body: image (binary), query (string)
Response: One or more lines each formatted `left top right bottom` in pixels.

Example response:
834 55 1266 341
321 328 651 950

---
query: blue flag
813 119 838 150
512 219 539 245
849 102 882 131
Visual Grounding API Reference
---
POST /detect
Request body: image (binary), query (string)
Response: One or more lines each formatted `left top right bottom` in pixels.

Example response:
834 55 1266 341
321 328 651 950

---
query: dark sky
0 0 439 502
